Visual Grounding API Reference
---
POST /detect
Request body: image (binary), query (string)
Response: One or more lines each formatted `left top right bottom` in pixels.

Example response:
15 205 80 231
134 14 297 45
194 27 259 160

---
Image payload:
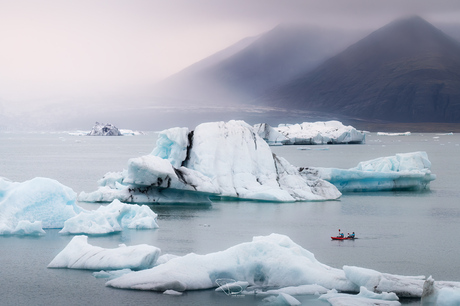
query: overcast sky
1 0 459 108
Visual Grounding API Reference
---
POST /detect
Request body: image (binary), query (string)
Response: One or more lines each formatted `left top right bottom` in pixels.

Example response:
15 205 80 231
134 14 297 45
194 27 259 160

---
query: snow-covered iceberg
59 199 159 235
106 233 358 292
79 120 341 204
300 152 436 192
88 122 122 136
0 177 79 235
48 235 160 270
255 121 365 145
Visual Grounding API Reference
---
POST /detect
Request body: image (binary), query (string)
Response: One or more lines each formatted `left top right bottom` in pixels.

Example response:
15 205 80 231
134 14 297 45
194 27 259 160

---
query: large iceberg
59 199 159 235
0 177 79 235
255 121 365 145
300 152 436 192
79 120 342 204
106 233 358 292
48 235 160 270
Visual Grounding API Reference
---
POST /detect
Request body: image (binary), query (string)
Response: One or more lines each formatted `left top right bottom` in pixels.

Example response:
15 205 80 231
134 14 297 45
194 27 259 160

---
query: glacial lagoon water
1 131 459 305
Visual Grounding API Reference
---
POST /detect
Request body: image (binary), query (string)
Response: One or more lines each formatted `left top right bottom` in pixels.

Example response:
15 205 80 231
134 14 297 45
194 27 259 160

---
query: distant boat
331 236 356 240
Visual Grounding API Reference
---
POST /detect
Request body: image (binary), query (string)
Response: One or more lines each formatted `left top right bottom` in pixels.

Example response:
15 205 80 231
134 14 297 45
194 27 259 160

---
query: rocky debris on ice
87 122 122 136
255 121 365 145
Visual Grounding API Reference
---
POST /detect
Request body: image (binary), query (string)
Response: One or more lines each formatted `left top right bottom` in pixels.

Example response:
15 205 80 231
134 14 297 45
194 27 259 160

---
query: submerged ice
79 120 342 204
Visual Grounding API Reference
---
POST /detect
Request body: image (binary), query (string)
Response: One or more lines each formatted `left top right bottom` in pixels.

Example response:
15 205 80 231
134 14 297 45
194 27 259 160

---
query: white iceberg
377 132 411 136
48 235 160 270
421 276 460 305
0 177 79 235
319 287 400 306
255 121 365 145
262 293 301 305
106 233 358 292
59 199 159 235
79 120 341 204
300 152 436 192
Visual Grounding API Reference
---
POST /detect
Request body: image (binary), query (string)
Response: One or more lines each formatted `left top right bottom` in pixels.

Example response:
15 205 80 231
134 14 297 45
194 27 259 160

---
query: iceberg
319 287 400 306
377 132 411 136
87 122 122 136
255 121 365 145
0 177 79 235
106 233 358 292
59 199 159 235
421 276 460 305
79 120 341 204
48 235 160 270
300 152 436 192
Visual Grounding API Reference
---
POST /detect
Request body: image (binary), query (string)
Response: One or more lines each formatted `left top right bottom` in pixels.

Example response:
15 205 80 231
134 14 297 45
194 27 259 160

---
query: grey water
1 131 459 306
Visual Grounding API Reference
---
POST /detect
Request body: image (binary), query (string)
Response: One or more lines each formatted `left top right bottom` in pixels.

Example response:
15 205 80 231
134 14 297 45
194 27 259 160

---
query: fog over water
1 0 460 131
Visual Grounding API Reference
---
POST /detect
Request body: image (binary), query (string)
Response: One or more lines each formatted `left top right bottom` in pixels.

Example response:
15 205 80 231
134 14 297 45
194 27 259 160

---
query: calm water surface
1 132 459 305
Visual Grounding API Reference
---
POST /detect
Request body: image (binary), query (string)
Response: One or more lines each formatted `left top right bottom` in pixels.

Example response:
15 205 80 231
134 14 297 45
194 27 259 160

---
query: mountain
258 16 460 123
153 24 367 105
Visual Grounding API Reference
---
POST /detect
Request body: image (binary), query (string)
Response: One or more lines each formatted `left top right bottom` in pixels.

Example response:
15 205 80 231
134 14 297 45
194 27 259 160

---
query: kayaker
348 232 355 238
338 229 344 238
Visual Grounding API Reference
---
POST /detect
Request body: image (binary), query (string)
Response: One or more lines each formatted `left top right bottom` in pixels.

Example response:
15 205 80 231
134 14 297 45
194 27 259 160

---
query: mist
1 0 459 131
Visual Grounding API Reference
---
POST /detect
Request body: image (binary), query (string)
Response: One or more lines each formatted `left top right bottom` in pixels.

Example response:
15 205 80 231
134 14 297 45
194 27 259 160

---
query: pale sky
1 0 459 123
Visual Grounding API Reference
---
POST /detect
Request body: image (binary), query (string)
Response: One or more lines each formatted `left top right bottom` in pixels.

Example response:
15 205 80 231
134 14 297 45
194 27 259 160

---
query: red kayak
331 236 356 240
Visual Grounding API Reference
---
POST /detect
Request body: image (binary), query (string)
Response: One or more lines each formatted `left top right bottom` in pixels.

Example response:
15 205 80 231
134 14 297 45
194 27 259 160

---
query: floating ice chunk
92 269 133 279
243 284 328 296
319 287 401 306
377 132 411 136
59 200 159 235
262 293 301 305
163 290 183 295
13 220 46 236
254 123 289 145
421 276 460 305
80 121 341 203
0 177 79 235
301 152 436 192
106 233 358 292
264 121 365 145
343 266 425 298
48 235 160 270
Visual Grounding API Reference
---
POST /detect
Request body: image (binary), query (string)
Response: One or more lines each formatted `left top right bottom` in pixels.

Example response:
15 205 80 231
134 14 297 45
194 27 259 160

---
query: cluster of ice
300 152 436 192
255 121 365 145
79 120 342 204
0 177 80 235
47 233 460 304
48 234 452 305
119 129 145 136
87 122 122 136
0 177 159 236
106 233 358 292
59 200 159 235
377 132 411 136
48 235 160 270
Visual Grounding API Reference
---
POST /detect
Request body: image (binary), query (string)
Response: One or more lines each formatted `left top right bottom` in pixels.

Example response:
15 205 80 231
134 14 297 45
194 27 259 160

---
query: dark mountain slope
153 24 367 104
259 16 460 123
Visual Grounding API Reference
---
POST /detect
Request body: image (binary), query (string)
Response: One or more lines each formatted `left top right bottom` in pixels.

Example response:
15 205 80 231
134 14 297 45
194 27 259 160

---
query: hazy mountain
258 16 460 123
153 24 367 105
